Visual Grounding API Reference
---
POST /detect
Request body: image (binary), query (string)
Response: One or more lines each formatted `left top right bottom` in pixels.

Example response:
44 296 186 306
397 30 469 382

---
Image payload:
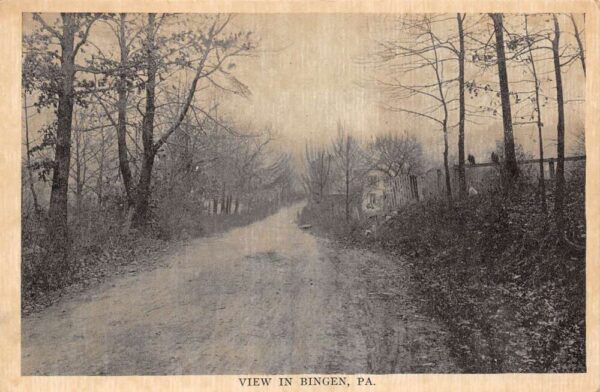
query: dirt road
22 204 457 375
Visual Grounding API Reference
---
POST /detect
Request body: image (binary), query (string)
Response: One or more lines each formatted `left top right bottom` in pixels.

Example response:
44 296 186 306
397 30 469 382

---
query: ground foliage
299 176 585 372
22 199 286 316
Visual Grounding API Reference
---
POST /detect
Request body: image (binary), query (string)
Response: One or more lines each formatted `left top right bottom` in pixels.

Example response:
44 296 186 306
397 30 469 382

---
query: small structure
362 171 387 217
361 170 422 216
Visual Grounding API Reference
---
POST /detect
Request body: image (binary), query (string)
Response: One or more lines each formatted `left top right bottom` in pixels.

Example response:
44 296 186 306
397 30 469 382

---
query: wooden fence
382 156 585 211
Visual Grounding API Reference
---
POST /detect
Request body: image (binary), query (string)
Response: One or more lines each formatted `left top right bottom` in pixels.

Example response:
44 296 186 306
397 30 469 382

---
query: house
361 171 387 217
361 170 422 216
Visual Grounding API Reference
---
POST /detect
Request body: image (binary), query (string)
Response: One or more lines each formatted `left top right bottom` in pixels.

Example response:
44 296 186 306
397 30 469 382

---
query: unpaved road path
22 204 457 375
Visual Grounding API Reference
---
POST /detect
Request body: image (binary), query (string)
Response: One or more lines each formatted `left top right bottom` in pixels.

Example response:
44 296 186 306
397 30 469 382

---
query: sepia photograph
17 9 588 379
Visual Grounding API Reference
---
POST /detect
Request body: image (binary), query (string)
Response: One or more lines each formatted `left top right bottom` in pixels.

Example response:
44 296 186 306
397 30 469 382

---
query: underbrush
300 179 585 372
154 197 281 240
297 203 366 240
22 199 285 315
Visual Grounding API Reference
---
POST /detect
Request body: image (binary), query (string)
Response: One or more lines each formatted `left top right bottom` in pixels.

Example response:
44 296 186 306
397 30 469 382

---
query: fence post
410 175 420 201
548 158 555 180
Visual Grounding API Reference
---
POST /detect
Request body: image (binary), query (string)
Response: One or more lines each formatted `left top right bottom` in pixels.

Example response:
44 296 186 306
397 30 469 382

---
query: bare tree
373 15 456 202
524 15 547 213
457 13 467 198
551 14 566 221
568 13 585 76
489 13 519 184
332 123 363 221
302 144 332 205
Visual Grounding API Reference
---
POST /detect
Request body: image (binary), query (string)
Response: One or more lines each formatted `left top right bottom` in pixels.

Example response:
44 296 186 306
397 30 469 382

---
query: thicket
22 191 291 315
299 168 585 372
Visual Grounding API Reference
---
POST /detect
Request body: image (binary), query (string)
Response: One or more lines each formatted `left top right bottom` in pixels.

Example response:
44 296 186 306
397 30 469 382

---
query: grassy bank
298 179 585 372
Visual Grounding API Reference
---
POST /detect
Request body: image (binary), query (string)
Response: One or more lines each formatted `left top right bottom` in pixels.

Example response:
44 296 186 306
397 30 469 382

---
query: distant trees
302 124 426 218
302 145 332 204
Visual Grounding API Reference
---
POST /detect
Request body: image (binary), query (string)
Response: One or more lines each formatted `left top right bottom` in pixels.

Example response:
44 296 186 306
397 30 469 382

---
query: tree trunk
117 13 134 206
345 135 350 221
428 30 452 203
525 15 547 213
48 13 76 264
552 14 566 221
96 126 106 209
391 178 398 207
442 121 452 201
23 92 41 214
457 13 467 198
74 127 83 217
569 14 586 77
490 13 519 184
133 153 154 225
219 190 224 215
234 198 239 214
132 13 158 227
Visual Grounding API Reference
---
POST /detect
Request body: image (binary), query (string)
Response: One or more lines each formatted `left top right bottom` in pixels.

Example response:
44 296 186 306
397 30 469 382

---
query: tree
130 14 255 226
457 13 467 198
484 14 583 212
568 14 585 76
25 13 101 267
332 123 363 220
524 15 547 213
372 15 456 203
489 13 519 184
83 13 147 208
302 144 332 204
22 91 41 215
116 13 136 205
551 14 566 221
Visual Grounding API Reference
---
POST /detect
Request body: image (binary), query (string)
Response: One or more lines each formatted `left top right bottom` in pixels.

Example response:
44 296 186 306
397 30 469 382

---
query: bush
297 202 365 241
382 177 585 372
22 192 292 314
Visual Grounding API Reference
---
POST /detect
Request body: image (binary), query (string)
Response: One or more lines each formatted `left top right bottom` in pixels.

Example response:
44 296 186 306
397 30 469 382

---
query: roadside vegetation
299 160 585 373
299 12 586 372
22 13 301 314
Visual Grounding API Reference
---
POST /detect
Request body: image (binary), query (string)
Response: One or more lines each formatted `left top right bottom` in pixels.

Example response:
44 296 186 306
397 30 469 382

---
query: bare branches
73 14 102 57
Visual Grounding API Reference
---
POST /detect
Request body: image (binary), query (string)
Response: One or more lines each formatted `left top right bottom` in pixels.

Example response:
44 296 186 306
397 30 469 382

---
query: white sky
222 13 586 164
